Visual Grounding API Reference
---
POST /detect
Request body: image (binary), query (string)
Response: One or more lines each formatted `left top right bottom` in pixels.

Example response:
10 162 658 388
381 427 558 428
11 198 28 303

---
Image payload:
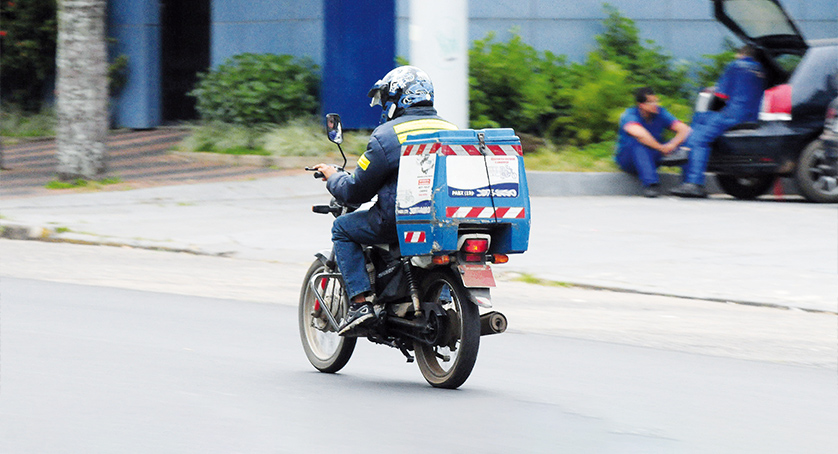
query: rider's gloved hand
312 163 338 181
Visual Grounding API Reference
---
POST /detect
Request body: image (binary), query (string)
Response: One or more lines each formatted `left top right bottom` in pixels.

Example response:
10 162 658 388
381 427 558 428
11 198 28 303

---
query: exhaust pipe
480 311 507 336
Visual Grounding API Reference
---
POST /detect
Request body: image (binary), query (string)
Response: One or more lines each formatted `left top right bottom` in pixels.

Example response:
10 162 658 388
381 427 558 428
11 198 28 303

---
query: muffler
480 311 507 336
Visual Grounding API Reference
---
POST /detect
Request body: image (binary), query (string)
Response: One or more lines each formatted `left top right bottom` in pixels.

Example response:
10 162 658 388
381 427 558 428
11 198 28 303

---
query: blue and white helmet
368 66 434 123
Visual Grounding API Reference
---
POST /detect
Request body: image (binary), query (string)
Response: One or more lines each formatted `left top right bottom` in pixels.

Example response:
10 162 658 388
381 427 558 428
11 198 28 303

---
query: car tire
794 140 838 203
716 174 777 200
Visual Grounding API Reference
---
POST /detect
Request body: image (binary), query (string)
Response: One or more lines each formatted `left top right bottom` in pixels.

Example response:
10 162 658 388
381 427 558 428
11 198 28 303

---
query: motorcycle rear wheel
298 260 356 373
414 270 480 389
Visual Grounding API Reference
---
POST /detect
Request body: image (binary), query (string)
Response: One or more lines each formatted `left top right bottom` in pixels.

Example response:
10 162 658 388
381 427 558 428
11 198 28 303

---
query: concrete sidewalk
1 172 834 313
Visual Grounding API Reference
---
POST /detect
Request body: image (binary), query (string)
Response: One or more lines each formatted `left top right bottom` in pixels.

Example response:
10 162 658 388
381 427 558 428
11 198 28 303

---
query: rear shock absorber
402 257 423 317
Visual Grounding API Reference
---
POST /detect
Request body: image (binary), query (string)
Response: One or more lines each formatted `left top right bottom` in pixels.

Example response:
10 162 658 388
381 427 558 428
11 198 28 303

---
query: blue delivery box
396 128 531 257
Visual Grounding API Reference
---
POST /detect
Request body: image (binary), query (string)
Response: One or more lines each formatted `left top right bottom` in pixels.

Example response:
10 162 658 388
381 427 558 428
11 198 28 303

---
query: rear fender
465 288 492 308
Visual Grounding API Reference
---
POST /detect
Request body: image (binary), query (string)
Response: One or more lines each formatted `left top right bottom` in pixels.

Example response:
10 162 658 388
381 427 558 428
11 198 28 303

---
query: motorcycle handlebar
304 167 325 179
312 205 336 214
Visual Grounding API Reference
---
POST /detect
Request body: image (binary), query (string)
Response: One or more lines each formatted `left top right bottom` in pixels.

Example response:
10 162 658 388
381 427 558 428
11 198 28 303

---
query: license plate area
457 264 496 288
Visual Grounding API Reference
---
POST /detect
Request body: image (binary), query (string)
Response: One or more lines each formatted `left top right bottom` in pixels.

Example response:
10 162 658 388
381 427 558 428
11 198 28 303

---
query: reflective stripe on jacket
326 106 457 232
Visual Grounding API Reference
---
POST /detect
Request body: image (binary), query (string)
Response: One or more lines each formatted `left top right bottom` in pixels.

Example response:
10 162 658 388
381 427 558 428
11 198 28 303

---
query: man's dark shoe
643 184 660 198
337 303 375 336
660 147 689 166
670 183 708 198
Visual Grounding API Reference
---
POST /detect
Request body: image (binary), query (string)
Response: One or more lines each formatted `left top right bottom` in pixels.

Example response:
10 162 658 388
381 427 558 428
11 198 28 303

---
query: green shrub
0 105 56 138
179 122 270 153
0 0 57 112
177 118 370 158
469 32 569 135
552 54 633 145
189 53 319 125
468 5 700 146
694 40 738 90
596 3 692 100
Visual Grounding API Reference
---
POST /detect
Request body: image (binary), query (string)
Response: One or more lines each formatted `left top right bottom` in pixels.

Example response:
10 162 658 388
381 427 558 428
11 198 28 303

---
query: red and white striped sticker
445 207 526 219
402 143 522 156
402 143 440 156
403 231 427 243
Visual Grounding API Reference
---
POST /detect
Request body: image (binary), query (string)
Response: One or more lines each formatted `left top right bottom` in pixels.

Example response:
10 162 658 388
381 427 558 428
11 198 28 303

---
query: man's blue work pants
615 137 663 187
683 111 743 185
331 209 397 300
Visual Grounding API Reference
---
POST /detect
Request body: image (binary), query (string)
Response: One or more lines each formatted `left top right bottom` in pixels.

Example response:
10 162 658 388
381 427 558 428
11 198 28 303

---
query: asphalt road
1 242 835 453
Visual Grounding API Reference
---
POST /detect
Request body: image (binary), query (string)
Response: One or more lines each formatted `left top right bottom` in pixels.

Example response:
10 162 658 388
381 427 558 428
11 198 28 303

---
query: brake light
463 239 489 253
464 254 484 262
759 84 792 121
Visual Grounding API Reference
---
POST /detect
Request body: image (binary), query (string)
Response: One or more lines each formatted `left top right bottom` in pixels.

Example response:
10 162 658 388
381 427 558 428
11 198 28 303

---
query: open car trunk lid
714 0 809 86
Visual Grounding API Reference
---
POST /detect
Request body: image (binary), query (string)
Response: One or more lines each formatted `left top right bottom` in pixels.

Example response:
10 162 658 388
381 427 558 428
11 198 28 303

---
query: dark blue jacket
326 106 457 236
716 56 766 123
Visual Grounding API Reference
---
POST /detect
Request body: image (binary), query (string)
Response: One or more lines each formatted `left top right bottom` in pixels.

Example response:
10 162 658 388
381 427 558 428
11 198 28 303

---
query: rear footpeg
480 311 507 336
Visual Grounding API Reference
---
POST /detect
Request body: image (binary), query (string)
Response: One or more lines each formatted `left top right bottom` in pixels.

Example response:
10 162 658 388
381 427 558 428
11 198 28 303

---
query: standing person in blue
312 66 457 336
615 87 692 197
671 45 766 198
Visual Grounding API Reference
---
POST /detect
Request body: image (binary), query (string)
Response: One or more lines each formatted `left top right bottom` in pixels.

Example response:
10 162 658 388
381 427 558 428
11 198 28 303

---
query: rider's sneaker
338 303 375 336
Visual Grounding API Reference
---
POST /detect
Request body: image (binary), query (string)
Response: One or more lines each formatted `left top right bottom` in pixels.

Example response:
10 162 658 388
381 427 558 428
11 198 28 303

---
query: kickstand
399 345 414 363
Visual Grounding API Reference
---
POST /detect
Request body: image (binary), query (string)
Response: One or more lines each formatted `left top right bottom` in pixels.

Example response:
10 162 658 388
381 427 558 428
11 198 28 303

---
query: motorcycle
298 114 529 389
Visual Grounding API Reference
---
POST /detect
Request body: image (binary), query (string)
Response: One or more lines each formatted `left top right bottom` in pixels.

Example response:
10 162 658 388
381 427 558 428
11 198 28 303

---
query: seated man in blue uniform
313 66 457 336
615 87 692 198
671 45 766 198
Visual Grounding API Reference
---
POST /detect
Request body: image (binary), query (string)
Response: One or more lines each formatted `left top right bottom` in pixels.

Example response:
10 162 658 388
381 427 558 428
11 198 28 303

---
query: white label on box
397 153 436 215
446 155 519 198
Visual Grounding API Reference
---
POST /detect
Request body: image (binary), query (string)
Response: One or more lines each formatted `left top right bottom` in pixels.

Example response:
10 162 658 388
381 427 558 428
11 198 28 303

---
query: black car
701 0 838 202
800 97 838 201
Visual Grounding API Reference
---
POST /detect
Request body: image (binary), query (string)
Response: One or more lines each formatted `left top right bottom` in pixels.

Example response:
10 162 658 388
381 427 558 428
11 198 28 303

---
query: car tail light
759 84 792 121
462 239 489 253
826 106 838 133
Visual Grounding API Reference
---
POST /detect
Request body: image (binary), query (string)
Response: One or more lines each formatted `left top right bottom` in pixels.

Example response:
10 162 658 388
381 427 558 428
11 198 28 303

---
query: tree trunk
56 0 108 180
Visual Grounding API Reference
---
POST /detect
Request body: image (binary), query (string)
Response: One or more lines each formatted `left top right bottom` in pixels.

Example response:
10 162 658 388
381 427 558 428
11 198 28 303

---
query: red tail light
463 239 489 253
760 84 792 121
464 254 484 262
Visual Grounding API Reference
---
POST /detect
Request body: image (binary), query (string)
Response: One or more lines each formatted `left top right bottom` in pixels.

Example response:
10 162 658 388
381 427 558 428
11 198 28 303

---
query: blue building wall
108 1 161 129
211 0 323 67
109 0 837 129
398 0 838 64
322 0 395 129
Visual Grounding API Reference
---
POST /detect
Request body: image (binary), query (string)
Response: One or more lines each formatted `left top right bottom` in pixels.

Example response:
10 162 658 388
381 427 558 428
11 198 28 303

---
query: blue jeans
615 137 664 187
332 209 397 300
682 111 743 185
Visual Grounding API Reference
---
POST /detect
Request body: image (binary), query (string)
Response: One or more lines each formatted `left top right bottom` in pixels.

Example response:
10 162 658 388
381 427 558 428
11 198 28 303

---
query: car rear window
722 0 797 38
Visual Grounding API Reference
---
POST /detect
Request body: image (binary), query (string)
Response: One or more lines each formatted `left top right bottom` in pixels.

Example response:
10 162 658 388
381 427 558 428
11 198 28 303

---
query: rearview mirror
325 113 343 144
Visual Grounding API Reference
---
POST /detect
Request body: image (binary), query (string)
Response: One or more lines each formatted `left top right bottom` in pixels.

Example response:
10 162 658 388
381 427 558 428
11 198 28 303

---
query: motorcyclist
313 66 457 335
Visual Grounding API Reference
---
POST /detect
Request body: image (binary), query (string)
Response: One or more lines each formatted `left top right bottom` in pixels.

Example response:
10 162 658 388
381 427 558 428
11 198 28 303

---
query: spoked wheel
414 270 480 389
298 260 355 373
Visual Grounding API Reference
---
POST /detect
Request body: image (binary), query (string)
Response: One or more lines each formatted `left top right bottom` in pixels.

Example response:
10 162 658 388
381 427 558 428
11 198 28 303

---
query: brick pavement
0 129 290 198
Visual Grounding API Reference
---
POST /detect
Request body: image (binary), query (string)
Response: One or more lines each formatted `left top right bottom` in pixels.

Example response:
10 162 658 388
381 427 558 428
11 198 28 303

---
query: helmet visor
368 80 385 107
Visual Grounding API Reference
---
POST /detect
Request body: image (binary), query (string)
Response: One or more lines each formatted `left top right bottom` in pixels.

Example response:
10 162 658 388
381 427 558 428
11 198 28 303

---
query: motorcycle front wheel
414 270 480 389
298 260 356 373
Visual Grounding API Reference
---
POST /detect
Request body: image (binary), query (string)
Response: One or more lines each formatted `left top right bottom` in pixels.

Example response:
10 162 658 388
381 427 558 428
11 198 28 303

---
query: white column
409 0 469 129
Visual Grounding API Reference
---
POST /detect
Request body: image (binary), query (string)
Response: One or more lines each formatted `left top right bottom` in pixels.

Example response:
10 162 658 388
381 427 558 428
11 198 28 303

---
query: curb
170 152 802 197
3 220 827 313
